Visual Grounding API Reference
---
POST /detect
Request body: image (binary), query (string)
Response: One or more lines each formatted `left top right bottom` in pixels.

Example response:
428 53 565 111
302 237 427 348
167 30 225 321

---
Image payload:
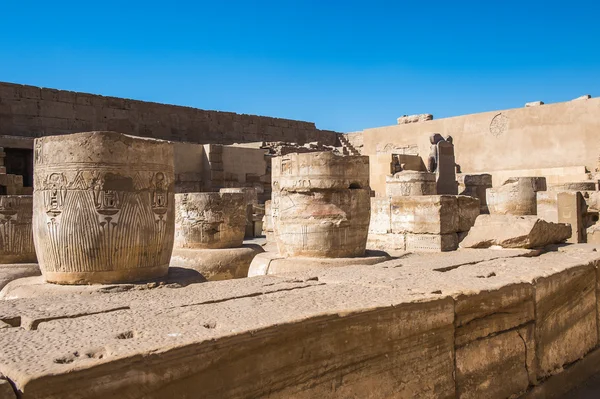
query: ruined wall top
0 82 339 146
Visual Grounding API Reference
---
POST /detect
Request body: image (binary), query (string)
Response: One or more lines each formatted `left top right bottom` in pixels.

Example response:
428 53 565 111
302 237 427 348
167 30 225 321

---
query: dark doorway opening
4 148 33 187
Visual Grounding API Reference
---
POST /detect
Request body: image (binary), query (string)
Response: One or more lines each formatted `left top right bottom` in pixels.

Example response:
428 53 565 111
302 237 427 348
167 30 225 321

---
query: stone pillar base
247 251 390 277
43 265 170 285
170 245 264 281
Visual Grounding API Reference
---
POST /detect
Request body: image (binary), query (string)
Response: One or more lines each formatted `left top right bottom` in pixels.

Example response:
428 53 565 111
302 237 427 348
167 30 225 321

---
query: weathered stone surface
558 191 587 244
488 177 547 216
219 187 258 239
458 195 480 232
262 200 273 241
0 196 36 264
0 264 40 291
368 197 391 234
276 189 371 257
525 101 544 107
535 265 597 378
0 373 15 399
456 325 534 399
436 140 458 195
405 233 458 252
458 174 492 214
174 192 246 249
549 181 596 191
366 232 405 251
460 215 571 249
390 195 458 235
170 245 264 280
385 171 435 196
33 132 175 284
248 251 390 276
0 277 455 399
272 151 370 192
396 113 433 124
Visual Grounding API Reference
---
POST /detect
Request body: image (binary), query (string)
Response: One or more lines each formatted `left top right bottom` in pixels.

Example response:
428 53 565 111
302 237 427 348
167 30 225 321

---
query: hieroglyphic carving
174 192 246 249
0 196 36 263
33 132 175 284
490 113 509 137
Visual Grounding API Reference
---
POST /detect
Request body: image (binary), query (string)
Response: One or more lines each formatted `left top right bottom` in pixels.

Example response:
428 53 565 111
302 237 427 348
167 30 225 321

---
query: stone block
456 325 535 399
369 197 391 234
390 195 458 235
557 191 587 243
367 232 406 251
436 141 458 195
525 101 544 107
460 215 571 249
537 191 559 223
535 265 597 378
458 195 480 232
405 233 458 252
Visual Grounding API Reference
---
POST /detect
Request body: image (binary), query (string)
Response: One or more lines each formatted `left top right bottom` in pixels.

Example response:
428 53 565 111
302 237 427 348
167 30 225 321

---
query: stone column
174 192 246 249
220 187 258 238
0 195 36 263
487 177 546 216
33 131 175 284
458 174 492 214
271 152 371 258
386 171 436 197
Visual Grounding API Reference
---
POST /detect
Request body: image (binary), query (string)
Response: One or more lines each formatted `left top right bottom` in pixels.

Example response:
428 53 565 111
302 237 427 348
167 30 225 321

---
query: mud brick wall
0 82 338 145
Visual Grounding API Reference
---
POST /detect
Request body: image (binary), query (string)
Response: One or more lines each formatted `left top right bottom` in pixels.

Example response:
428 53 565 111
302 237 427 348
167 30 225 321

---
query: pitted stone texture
0 264 40 291
405 233 458 252
0 196 36 264
272 152 370 192
170 245 264 280
174 192 246 249
33 131 175 284
390 195 458 235
458 174 492 214
488 176 547 216
458 196 480 233
385 172 436 197
460 215 571 249
276 189 371 257
247 251 390 276
368 197 391 234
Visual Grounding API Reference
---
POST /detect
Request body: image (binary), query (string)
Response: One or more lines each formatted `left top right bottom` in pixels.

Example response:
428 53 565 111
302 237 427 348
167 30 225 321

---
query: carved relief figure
427 133 445 173
44 173 67 218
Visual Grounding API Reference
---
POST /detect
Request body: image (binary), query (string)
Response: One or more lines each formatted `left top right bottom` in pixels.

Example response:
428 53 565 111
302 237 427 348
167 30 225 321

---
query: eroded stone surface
385 172 436 197
488 177 547 216
0 264 40 291
174 192 246 249
0 196 36 264
170 245 264 280
33 132 175 284
460 215 571 249
391 195 458 235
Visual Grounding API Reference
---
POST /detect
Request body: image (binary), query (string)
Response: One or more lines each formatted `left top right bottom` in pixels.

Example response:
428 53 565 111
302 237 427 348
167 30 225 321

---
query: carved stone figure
174 192 246 249
271 152 371 257
33 131 175 284
0 195 36 263
427 133 445 173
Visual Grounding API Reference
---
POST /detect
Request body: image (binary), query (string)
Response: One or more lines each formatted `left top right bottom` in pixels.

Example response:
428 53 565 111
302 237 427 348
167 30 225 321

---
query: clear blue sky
1 1 599 132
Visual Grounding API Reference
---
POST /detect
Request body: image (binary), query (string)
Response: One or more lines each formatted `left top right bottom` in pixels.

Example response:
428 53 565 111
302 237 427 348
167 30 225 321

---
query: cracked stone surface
2 245 600 398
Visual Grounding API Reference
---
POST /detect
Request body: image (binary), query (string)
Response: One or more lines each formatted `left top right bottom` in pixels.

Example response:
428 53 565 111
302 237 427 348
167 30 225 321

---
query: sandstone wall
0 82 338 146
363 97 600 195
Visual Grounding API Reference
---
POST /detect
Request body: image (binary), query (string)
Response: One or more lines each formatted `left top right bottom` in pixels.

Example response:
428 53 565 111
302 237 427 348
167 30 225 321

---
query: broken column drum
174 192 246 249
33 131 175 284
0 195 36 263
272 152 371 258
487 177 547 216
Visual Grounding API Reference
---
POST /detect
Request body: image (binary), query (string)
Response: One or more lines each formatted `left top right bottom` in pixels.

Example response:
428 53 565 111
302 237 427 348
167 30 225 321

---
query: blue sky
1 0 599 132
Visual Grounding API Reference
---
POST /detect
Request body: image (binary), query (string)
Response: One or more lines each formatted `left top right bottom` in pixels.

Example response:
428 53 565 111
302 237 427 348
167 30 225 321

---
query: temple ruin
1 81 600 398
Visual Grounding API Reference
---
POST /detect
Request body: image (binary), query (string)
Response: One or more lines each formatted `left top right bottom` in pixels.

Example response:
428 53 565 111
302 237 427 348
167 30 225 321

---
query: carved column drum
0 195 36 263
271 152 371 258
174 192 246 249
33 132 175 284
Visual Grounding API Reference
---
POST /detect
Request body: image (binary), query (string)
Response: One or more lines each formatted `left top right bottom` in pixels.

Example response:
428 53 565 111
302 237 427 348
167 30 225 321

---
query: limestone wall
362 97 600 195
0 82 338 146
